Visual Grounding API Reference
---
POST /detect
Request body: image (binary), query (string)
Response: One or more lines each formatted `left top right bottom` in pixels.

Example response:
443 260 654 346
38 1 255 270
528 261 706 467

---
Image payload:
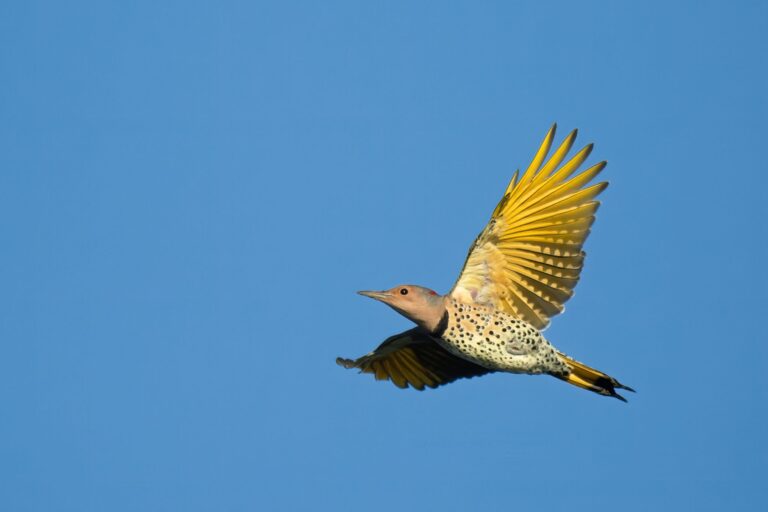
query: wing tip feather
336 357 355 369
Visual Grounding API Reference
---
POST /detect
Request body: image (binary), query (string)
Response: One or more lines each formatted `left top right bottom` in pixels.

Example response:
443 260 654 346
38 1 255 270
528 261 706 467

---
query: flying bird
337 125 633 401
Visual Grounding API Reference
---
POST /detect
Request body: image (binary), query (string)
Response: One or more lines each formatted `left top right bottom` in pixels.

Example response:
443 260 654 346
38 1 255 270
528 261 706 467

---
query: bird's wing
450 124 607 330
336 328 493 390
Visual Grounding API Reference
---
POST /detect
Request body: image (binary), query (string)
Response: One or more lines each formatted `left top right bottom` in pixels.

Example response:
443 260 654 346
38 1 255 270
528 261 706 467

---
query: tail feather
554 352 634 402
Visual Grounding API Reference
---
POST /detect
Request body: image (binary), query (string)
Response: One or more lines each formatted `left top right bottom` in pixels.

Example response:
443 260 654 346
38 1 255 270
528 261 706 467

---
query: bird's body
438 298 569 376
337 124 634 401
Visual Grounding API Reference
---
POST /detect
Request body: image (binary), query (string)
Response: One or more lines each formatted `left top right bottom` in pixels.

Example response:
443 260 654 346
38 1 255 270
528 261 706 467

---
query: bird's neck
431 310 449 337
405 295 449 334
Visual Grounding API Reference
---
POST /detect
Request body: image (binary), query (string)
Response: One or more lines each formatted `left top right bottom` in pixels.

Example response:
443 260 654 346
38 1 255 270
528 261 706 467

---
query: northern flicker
337 124 634 401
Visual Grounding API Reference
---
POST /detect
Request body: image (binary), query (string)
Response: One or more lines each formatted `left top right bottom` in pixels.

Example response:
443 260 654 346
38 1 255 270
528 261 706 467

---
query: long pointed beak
357 290 392 302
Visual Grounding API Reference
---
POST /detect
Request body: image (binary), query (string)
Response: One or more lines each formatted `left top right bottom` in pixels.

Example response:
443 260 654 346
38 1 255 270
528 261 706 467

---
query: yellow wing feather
336 328 493 390
451 124 607 329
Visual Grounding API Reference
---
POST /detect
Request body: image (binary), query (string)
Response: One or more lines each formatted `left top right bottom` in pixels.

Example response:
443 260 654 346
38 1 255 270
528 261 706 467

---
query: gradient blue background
2 1 766 511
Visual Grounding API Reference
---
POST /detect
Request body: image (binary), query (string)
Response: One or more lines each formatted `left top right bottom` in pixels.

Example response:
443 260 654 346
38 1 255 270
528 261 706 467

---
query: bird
337 124 634 401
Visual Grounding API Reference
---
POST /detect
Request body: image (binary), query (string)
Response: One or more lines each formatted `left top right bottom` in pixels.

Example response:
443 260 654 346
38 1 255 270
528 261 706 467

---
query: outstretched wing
451 124 607 330
336 328 493 390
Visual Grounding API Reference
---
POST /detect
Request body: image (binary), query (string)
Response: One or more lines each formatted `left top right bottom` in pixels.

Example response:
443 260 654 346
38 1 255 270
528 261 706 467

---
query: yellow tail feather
554 352 634 402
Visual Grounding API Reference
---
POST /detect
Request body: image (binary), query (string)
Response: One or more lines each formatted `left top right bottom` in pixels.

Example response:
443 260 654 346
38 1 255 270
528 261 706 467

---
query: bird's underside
337 124 634 401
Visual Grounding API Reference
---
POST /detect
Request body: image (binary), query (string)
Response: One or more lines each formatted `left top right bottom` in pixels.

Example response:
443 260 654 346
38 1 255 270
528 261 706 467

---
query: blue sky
2 1 766 511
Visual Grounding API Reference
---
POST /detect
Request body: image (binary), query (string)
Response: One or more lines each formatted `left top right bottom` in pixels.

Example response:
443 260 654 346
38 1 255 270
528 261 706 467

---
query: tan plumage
338 125 633 401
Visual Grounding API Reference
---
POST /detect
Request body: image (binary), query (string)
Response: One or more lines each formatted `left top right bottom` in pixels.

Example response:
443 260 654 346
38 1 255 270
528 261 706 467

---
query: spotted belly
438 299 569 375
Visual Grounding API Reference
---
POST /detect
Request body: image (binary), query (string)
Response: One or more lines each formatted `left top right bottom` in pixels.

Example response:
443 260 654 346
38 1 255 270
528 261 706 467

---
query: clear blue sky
2 1 766 511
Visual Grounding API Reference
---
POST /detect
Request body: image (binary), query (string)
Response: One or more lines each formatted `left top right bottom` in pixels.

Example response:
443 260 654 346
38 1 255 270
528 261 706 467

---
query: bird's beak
357 290 392 302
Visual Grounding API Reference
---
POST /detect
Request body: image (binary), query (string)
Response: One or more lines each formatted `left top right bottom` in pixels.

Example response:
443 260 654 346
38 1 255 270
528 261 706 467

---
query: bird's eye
400 288 408 295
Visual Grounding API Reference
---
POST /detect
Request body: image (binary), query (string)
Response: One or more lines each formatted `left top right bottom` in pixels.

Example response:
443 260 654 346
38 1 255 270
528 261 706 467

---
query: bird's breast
437 299 566 374
439 300 513 370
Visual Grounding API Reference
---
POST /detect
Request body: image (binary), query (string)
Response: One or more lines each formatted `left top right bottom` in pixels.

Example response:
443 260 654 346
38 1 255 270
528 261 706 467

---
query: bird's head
358 285 447 333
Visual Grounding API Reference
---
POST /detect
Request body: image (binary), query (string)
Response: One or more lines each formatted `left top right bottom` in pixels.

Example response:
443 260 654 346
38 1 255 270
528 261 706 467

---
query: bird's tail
554 352 635 402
